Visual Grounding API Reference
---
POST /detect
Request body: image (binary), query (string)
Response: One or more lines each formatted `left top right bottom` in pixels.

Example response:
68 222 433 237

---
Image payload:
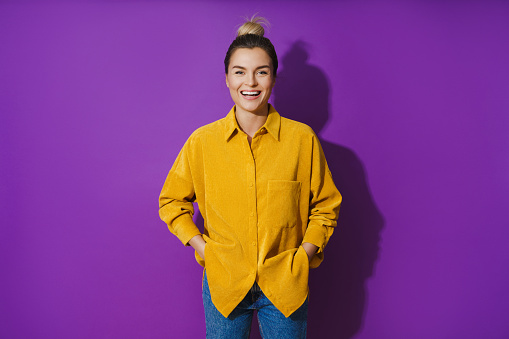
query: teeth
241 91 260 96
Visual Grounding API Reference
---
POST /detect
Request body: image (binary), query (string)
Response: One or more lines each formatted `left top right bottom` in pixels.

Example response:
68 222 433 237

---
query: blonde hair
236 15 269 37
224 15 278 76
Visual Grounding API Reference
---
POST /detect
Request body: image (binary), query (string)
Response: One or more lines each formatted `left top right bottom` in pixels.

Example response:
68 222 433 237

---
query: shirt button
249 183 253 187
252 242 256 246
250 212 254 217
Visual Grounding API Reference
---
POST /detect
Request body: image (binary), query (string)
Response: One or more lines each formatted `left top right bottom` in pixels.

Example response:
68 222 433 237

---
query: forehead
229 47 272 68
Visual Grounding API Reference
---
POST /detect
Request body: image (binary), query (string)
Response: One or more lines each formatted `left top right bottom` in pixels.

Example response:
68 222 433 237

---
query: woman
159 16 342 338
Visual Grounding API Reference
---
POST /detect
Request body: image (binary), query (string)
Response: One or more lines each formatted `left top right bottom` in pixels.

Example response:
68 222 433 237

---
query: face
225 47 276 116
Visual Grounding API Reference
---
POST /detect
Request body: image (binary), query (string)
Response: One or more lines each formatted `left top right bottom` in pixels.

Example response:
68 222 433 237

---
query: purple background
1 1 508 338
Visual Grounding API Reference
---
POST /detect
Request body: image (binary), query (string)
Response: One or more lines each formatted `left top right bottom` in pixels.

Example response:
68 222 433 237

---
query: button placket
244 142 258 267
247 136 259 262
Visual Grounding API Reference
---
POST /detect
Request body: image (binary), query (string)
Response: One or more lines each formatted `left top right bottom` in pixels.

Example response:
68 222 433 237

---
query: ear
225 74 229 88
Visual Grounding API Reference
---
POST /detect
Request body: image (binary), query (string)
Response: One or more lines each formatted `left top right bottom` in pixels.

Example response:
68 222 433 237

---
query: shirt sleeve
158 136 202 246
302 134 342 268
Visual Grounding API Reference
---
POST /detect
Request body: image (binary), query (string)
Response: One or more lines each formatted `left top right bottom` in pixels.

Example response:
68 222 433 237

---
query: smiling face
225 47 276 116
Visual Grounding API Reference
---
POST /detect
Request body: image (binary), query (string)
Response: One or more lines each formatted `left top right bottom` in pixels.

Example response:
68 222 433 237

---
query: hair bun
237 15 269 37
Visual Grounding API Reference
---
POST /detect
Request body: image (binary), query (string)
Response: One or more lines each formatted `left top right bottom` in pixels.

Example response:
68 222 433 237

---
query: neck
234 105 269 138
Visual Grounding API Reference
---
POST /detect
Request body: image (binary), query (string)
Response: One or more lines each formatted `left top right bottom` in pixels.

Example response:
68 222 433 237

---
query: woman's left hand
301 242 318 262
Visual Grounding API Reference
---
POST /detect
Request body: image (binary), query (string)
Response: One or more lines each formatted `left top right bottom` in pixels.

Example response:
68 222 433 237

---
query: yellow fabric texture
159 104 342 318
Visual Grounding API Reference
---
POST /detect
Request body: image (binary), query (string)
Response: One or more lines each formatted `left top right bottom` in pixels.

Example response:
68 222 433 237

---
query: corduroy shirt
159 104 342 318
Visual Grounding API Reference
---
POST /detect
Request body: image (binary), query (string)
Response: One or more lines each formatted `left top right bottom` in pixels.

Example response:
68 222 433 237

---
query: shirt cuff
174 216 202 247
302 222 327 254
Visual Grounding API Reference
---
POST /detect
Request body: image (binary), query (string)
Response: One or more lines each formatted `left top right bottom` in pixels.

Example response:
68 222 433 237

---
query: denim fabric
202 270 308 338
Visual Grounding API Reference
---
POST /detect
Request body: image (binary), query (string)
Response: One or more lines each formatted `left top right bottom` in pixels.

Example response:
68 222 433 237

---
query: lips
241 90 261 97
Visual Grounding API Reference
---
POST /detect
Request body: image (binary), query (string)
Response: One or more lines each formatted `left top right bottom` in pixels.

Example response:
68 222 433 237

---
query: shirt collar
224 104 281 142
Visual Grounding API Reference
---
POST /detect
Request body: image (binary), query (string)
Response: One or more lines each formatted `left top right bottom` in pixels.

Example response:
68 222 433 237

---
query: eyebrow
232 65 271 70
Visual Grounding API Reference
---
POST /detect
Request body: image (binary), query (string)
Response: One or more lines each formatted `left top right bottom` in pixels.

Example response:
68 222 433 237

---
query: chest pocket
267 180 302 228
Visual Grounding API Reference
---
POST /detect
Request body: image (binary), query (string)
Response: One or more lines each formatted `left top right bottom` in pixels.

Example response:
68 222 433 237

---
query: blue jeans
202 270 308 338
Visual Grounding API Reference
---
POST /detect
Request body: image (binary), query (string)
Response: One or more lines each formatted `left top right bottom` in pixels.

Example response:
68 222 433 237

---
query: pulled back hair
224 16 278 77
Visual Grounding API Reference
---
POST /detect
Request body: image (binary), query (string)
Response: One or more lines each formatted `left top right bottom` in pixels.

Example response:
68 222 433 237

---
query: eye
234 71 244 75
258 71 268 75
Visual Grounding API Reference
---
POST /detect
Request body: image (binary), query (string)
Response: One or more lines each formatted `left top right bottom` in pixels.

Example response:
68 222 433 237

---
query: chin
238 101 268 114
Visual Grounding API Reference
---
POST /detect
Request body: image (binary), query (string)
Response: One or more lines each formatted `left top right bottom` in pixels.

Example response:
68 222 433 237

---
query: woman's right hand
189 234 206 261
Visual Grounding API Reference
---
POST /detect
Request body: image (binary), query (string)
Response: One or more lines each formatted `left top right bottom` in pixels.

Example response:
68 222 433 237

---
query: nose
246 73 258 87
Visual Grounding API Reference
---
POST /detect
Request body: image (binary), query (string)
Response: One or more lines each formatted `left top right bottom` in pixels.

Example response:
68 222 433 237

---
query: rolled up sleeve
159 138 202 246
303 135 342 268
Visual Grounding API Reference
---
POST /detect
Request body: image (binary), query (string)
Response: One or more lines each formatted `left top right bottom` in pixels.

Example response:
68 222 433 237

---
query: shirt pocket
267 180 302 228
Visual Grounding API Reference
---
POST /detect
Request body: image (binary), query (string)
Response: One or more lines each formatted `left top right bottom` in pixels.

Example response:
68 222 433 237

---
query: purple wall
1 1 508 338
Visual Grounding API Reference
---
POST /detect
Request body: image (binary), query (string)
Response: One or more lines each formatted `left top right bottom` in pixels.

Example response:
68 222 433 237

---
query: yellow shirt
159 104 342 318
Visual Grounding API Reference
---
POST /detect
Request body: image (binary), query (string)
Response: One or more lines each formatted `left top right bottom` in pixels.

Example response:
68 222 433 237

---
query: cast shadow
272 40 385 338
193 41 384 338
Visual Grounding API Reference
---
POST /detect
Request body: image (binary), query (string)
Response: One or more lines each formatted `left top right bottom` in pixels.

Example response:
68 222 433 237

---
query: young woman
159 16 342 338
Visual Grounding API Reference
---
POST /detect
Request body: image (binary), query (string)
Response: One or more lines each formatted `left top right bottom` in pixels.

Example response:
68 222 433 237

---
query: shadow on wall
193 40 385 338
274 41 385 339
